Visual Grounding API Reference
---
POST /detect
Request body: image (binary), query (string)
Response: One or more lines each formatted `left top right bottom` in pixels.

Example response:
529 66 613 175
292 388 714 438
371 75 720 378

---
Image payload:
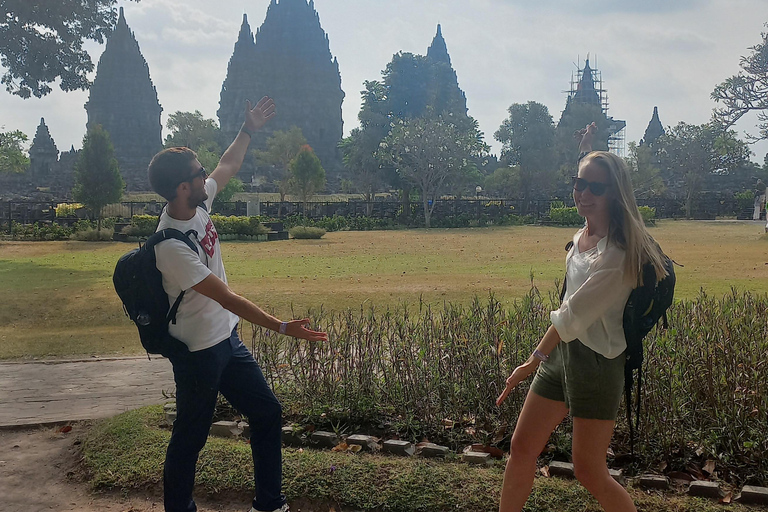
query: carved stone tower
28 118 59 180
641 106 665 146
218 0 344 185
85 7 162 191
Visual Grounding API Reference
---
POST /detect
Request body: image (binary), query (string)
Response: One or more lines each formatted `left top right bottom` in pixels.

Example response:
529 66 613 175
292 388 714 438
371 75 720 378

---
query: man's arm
191 272 327 341
209 96 276 192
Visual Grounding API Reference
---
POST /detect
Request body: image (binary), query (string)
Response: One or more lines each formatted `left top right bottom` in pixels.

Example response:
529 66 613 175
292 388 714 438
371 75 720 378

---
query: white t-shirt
154 178 239 351
549 228 634 359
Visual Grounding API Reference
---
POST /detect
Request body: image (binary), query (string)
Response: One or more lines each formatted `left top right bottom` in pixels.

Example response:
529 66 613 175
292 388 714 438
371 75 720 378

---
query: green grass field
2 220 767 359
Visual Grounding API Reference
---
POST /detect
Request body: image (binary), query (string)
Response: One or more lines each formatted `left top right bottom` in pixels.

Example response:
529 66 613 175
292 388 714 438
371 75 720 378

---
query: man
147 96 326 512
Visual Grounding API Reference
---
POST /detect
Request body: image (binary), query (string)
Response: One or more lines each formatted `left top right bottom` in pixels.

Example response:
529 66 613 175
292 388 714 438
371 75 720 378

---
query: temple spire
642 106 665 146
85 7 162 191
427 24 451 65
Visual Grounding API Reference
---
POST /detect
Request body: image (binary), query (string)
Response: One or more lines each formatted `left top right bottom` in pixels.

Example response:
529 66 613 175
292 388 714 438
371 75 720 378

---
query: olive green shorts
530 339 625 421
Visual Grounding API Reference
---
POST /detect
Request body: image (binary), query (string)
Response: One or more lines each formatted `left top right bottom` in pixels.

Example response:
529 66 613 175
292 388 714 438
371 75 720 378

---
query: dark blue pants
164 328 285 512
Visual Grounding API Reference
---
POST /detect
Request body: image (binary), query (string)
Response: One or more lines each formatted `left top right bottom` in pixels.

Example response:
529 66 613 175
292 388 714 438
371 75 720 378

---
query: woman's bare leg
499 391 568 512
572 418 636 512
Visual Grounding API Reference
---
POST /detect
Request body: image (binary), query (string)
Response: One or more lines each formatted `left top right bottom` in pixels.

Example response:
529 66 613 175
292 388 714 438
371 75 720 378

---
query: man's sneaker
250 505 289 512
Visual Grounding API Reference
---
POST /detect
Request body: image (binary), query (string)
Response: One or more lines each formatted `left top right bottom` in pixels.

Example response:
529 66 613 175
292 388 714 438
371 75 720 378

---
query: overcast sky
2 0 767 162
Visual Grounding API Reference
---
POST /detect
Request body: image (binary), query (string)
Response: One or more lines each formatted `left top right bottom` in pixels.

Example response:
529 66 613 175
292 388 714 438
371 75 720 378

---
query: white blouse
549 228 634 359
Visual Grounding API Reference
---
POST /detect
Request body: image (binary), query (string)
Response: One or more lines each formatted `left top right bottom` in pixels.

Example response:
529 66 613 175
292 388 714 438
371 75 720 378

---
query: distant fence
0 195 757 232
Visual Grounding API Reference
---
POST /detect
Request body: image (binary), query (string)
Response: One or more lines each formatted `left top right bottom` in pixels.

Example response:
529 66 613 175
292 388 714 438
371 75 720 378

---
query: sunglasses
184 167 207 183
571 176 610 196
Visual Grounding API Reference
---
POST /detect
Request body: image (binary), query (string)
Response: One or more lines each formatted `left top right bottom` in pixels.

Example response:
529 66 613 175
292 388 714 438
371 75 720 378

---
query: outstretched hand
575 122 597 153
244 96 276 133
284 318 328 342
495 359 538 406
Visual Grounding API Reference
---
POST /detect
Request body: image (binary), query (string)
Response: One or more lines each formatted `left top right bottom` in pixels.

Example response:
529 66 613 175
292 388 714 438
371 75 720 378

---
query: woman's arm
496 325 561 406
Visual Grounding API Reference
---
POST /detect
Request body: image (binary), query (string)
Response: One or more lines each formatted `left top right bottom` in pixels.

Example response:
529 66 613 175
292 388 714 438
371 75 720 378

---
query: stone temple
85 7 162 191
218 0 344 186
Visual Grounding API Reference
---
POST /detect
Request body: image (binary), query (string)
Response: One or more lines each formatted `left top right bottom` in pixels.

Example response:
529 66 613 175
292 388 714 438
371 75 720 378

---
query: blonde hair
579 151 667 284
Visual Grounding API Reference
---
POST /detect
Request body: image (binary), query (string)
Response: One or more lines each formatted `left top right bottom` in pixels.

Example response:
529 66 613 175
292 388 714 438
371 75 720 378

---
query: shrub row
547 204 657 226
8 219 115 241
122 215 269 238
248 289 768 485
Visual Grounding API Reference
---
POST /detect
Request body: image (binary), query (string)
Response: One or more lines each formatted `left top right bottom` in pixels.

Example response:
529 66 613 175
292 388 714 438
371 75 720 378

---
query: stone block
165 410 176 425
419 443 450 458
382 440 415 456
737 485 768 505
310 430 340 448
637 474 669 490
238 421 250 439
210 421 242 438
282 426 304 446
609 469 625 486
687 480 722 498
163 402 176 412
548 461 574 478
462 451 492 465
346 434 379 451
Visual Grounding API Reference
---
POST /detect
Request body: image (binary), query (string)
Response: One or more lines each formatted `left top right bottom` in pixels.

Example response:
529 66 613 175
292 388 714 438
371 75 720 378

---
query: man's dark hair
147 147 198 201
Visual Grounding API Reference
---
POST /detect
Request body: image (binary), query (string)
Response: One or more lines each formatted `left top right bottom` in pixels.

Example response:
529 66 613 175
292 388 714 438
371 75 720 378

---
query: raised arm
209 96 276 191
576 121 598 156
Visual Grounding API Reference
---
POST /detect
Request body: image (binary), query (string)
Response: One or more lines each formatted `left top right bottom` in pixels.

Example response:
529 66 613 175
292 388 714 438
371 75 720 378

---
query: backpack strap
559 241 574 303
148 228 200 325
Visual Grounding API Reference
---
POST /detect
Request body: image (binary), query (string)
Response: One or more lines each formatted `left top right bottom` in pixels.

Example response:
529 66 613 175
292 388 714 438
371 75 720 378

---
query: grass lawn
2 220 768 359
80 406 752 512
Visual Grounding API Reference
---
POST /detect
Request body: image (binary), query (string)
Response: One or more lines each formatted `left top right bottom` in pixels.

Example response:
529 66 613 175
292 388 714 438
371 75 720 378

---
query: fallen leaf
668 471 694 482
58 425 72 434
540 466 550 478
703 459 716 475
331 442 348 452
720 492 733 504
348 444 362 453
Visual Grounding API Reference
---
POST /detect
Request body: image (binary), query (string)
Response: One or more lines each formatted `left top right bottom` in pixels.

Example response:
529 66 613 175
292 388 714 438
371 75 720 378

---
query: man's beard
187 186 208 209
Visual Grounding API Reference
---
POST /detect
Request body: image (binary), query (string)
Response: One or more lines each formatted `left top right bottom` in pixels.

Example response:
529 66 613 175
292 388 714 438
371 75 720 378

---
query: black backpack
113 228 199 358
560 240 676 452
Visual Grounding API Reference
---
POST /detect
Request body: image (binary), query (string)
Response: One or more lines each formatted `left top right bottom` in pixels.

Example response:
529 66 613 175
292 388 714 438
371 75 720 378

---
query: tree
73 125 124 230
656 122 750 218
1 0 139 98
712 24 768 141
483 166 521 199
255 126 307 214
164 111 224 152
289 145 325 211
339 127 385 215
494 101 556 211
625 142 665 198
0 130 30 173
379 116 484 228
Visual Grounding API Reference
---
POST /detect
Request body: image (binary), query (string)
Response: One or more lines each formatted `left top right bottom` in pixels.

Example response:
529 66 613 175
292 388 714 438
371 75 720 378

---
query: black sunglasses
184 167 207 183
571 176 610 196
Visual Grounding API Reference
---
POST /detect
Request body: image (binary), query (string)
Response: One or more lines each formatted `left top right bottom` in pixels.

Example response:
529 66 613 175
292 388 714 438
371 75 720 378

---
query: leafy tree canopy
712 24 768 142
289 145 326 206
379 116 485 227
656 122 750 217
164 110 224 152
0 129 30 173
73 125 124 229
1 0 140 98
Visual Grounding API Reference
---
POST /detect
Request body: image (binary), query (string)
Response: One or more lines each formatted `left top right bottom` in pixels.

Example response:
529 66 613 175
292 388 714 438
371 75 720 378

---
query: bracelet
533 349 549 363
279 322 288 335
240 125 253 138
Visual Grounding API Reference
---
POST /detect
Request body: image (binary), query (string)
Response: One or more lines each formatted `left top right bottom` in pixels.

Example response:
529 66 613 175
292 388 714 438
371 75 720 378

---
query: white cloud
1 0 766 161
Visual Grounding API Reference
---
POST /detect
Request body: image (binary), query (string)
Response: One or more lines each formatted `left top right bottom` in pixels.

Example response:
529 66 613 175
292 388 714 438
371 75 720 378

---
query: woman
495 123 667 512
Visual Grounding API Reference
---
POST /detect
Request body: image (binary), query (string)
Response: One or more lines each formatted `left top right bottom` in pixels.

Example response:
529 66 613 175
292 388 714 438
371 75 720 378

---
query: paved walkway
0 357 175 428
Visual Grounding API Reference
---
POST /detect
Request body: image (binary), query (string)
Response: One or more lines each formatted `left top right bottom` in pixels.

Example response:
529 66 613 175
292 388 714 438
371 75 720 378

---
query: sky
2 0 767 162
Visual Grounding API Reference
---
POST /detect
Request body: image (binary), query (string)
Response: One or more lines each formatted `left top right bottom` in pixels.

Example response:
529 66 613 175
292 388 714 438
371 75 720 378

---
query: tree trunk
278 191 286 218
400 187 412 224
423 196 431 228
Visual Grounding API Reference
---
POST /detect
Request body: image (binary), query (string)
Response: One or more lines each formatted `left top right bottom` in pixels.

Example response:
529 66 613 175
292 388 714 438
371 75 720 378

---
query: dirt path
0 426 256 512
